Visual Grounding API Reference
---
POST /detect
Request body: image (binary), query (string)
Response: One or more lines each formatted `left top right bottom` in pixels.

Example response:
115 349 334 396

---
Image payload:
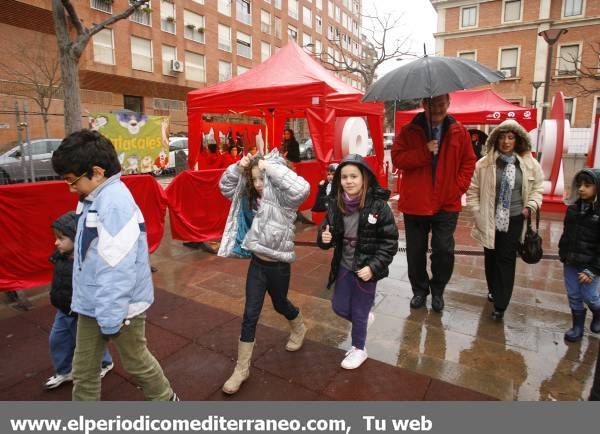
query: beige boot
222 340 254 394
285 312 307 351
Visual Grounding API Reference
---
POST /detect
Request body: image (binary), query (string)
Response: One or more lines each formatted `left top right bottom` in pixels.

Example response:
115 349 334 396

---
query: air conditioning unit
171 59 184 73
500 68 513 78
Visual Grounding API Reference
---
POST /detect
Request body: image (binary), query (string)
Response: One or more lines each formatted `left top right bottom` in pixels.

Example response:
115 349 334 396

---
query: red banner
0 175 167 291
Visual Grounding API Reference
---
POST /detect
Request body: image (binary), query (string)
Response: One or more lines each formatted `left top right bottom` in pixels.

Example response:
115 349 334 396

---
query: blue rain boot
590 305 600 334
564 309 586 342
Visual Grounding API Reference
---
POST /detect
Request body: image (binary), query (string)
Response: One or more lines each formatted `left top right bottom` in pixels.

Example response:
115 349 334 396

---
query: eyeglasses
64 173 85 187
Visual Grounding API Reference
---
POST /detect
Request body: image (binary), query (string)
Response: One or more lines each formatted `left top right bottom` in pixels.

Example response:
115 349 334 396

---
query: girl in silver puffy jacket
218 150 310 395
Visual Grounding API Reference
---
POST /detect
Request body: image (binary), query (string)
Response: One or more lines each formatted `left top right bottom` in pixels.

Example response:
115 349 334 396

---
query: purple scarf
342 192 361 214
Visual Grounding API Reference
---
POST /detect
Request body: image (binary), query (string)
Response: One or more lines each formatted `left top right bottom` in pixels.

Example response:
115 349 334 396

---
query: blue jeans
49 310 112 375
240 255 299 342
332 266 376 350
564 264 600 311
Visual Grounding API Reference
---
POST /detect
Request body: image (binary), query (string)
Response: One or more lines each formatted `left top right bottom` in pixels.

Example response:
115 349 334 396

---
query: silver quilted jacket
217 150 310 262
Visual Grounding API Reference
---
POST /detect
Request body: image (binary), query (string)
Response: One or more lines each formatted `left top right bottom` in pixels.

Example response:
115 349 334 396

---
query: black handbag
519 210 543 264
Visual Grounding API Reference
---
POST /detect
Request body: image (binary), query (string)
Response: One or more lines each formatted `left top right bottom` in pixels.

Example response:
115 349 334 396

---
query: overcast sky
361 0 437 78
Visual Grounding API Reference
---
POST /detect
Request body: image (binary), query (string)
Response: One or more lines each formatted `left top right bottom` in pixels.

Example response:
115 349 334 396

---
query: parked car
383 133 395 150
0 138 62 184
166 137 188 175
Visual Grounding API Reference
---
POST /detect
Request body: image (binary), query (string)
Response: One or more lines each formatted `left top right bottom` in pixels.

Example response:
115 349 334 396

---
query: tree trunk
59 53 82 134
43 113 50 138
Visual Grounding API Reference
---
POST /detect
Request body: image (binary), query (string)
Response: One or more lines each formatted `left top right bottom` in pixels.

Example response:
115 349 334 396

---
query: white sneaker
345 346 356 356
100 363 114 379
341 348 368 369
44 372 73 390
367 312 375 328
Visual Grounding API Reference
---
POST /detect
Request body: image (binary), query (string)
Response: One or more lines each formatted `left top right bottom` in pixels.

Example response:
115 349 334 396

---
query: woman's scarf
495 154 516 232
342 191 361 215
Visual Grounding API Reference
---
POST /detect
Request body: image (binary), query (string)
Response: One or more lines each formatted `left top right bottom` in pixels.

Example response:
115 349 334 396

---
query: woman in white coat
466 120 544 319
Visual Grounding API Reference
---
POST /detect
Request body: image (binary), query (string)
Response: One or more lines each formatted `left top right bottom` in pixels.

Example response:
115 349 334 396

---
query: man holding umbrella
392 94 476 312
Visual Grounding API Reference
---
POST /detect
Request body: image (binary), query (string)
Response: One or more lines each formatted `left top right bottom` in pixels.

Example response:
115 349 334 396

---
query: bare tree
0 36 62 138
559 40 600 96
52 0 149 134
317 10 411 89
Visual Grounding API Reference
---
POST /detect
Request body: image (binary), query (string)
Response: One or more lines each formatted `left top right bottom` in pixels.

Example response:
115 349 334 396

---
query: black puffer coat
317 154 399 288
49 252 75 316
559 168 600 274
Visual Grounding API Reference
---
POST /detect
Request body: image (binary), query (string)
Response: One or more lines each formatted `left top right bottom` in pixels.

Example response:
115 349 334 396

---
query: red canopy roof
187 42 382 117
395 88 537 131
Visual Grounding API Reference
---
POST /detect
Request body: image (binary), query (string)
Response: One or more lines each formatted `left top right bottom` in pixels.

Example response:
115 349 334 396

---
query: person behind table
280 128 300 164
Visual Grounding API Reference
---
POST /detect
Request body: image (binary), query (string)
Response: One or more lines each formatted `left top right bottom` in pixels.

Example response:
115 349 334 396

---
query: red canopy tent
187 42 385 168
395 88 537 132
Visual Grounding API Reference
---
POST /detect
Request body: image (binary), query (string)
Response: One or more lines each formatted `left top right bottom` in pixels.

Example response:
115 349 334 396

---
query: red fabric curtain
165 169 230 242
0 175 167 291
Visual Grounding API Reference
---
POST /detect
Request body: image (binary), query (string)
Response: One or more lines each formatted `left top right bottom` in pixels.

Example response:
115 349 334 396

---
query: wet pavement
0 196 597 401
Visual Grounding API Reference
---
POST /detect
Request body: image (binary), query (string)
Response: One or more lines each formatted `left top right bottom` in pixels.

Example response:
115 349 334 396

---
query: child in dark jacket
45 211 113 390
317 154 398 369
311 164 338 213
559 169 600 342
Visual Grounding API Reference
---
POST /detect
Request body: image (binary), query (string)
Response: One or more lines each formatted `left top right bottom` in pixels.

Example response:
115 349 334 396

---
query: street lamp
531 81 544 108
538 28 568 122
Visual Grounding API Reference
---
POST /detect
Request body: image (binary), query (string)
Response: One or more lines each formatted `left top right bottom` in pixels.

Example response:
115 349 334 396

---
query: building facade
0 0 365 146
430 0 600 129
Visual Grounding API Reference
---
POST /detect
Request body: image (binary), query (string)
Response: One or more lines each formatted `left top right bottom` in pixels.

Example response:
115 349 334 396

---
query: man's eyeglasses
64 173 85 187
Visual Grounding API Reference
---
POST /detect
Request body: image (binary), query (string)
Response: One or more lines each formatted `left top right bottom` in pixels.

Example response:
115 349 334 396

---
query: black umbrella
362 55 505 102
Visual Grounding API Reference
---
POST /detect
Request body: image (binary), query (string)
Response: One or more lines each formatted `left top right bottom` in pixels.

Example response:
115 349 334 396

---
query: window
303 6 312 27
274 0 281 9
461 6 477 28
218 60 232 81
289 0 299 20
130 1 151 26
499 47 519 78
124 95 143 113
458 51 476 61
236 0 252 25
236 31 252 59
503 0 522 22
315 39 322 55
558 44 580 75
274 16 282 39
316 0 322 10
316 15 322 33
328 1 333 18
160 0 176 34
192 0 204 3
261 10 271 33
261 41 271 62
564 97 575 123
328 24 334 40
237 65 249 75
563 0 584 17
131 36 153 72
218 24 231 52
303 33 312 50
218 0 231 16
335 6 341 22
184 10 205 43
93 29 114 65
288 25 298 42
185 51 205 83
91 0 112 14
161 45 176 75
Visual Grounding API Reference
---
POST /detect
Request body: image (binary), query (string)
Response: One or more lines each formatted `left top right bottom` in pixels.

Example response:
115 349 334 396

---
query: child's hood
52 211 78 241
331 153 390 201
566 168 600 205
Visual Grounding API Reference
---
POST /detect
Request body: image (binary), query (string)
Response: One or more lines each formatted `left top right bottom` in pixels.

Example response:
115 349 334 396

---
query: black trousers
484 215 524 312
240 255 299 342
404 211 459 297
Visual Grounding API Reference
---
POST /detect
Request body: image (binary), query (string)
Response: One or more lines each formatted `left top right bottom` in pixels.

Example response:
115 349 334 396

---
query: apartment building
0 0 365 144
430 0 600 129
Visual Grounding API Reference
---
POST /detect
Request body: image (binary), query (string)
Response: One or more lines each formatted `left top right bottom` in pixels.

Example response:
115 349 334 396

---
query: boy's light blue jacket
72 173 153 335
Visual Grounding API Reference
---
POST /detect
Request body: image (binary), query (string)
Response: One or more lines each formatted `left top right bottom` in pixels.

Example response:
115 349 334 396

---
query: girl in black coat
317 154 398 369
559 169 600 342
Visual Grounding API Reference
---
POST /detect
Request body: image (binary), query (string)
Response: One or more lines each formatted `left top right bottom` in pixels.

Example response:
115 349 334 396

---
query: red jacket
392 113 476 215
